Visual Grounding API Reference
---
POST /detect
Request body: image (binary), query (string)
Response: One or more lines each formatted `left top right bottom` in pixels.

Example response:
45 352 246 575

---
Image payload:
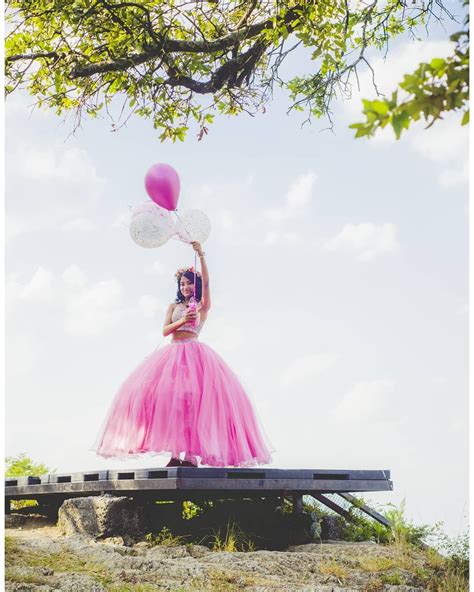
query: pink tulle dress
90 302 275 467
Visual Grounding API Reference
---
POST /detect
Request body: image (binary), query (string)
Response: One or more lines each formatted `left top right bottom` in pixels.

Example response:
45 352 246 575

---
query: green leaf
391 111 410 139
370 100 390 116
430 58 446 71
461 110 469 125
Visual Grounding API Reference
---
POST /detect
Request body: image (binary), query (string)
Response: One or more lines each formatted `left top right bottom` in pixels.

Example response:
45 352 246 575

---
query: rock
383 587 425 592
133 541 149 549
288 541 377 552
57 495 145 543
321 515 346 540
147 544 191 558
187 544 211 558
55 573 106 591
6 585 52 591
98 536 125 546
5 514 27 528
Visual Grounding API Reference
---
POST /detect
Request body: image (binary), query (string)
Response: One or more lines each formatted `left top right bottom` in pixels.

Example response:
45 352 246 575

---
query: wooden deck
5 467 392 495
5 467 392 520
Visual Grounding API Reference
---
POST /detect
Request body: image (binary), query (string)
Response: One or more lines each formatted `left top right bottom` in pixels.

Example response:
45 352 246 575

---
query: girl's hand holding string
183 308 198 323
191 241 204 257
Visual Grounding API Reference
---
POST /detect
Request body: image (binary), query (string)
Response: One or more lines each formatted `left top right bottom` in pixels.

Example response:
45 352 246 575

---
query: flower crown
175 266 201 279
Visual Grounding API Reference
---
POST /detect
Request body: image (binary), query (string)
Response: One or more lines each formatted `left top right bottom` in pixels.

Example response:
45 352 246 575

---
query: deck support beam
293 493 304 514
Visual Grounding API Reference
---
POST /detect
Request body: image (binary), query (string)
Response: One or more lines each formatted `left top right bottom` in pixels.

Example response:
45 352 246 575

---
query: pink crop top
171 302 204 335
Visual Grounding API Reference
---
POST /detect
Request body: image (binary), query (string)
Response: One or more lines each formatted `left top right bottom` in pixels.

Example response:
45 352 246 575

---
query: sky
4 9 469 539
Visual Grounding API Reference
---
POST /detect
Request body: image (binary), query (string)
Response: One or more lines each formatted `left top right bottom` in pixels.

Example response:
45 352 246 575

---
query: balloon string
193 251 197 301
173 210 193 243
172 209 196 306
174 208 196 306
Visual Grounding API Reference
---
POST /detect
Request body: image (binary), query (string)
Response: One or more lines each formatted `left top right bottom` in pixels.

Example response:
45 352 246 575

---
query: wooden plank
4 479 178 497
5 468 391 486
175 478 392 492
4 476 392 499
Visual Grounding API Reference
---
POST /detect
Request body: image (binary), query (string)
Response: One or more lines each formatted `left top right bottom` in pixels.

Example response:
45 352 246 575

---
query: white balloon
176 209 211 243
129 210 174 248
131 201 166 219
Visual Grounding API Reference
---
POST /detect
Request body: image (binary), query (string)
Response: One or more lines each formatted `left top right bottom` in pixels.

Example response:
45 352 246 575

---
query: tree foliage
5 0 451 141
5 452 54 477
350 5 469 139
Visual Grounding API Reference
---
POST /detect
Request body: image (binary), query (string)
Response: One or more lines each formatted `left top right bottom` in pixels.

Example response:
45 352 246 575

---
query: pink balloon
144 163 180 211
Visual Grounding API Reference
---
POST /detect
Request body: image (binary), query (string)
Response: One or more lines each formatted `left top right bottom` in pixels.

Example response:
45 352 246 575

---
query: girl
90 241 274 467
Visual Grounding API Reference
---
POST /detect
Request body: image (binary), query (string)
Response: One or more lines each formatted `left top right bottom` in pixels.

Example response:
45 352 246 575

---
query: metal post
5 498 11 515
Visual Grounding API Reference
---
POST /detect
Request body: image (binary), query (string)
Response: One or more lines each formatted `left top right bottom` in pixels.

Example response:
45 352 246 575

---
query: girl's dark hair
175 270 202 303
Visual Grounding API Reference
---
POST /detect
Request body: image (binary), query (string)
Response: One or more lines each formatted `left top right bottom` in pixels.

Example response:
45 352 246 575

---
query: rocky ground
4 515 449 592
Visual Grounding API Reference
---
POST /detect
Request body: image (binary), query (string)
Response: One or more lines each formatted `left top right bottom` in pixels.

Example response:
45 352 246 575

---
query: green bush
384 498 440 547
5 453 55 511
435 528 470 579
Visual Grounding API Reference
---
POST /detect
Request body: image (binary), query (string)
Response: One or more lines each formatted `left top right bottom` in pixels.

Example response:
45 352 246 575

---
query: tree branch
6 51 60 63
67 5 302 79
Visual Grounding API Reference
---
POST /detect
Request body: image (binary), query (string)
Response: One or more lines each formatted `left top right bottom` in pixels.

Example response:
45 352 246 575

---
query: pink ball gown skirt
90 338 275 467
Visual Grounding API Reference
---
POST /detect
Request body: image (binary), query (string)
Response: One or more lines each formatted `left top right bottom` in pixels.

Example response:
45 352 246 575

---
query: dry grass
5 535 113 588
357 555 398 572
207 518 256 552
318 559 349 582
145 526 189 547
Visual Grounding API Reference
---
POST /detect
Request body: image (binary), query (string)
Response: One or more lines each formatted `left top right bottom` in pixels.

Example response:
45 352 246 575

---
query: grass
357 556 398 572
318 559 349 583
5 493 470 592
427 567 470 592
106 586 160 591
4 569 54 586
5 535 114 588
206 518 256 552
145 526 189 547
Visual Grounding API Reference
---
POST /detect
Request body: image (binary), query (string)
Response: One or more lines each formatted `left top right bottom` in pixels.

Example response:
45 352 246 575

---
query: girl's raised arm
192 241 210 312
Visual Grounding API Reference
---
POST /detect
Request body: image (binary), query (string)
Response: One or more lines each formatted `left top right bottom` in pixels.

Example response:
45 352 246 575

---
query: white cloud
448 416 468 434
5 93 50 119
61 265 88 288
7 266 129 337
341 40 468 187
19 267 55 302
137 295 167 318
6 333 42 377
264 230 302 246
112 212 130 229
146 330 166 346
219 210 235 230
6 265 172 337
6 142 106 239
343 40 455 120
204 316 246 352
144 261 167 276
17 144 102 185
331 380 396 423
265 171 317 222
63 278 126 336
280 353 337 388
438 163 469 188
61 218 97 232
408 116 469 187
323 222 399 261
